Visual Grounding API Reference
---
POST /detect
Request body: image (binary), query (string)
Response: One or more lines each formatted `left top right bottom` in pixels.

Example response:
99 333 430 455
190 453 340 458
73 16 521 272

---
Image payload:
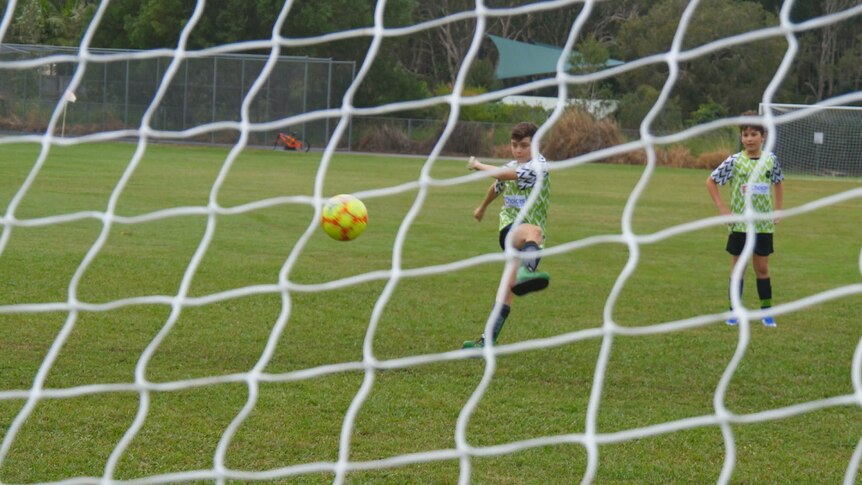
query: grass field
0 141 860 484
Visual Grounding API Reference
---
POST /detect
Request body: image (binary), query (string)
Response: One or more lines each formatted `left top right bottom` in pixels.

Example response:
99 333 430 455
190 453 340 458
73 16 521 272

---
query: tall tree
617 0 785 118
44 0 96 45
6 0 45 44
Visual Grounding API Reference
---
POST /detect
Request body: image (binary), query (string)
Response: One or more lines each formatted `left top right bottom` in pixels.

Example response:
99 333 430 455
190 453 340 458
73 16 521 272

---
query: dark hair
740 110 765 135
511 122 538 141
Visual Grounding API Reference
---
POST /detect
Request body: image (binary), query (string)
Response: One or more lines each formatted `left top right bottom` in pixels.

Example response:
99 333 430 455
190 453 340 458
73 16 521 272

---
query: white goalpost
0 1 861 484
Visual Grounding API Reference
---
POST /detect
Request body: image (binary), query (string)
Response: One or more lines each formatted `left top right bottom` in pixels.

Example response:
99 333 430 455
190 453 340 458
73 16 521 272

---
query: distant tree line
3 0 861 128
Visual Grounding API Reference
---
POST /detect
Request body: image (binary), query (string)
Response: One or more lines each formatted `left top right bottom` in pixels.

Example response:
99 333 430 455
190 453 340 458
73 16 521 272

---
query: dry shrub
657 145 695 168
491 143 513 159
0 113 24 131
596 145 696 168
543 107 627 163
695 149 732 170
355 124 414 153
430 122 492 157
540 108 712 169
604 149 646 166
23 109 47 132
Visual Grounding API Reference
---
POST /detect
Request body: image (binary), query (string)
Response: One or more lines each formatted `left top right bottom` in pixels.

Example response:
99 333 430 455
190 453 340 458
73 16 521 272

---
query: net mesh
762 103 862 177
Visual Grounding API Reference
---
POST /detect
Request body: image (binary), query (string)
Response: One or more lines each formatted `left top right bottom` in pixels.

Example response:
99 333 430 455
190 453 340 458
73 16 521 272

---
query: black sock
520 241 540 272
757 278 772 308
728 279 743 310
491 303 511 342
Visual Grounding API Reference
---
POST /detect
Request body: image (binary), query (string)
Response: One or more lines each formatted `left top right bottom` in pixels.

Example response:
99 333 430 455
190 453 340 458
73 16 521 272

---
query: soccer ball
321 194 368 241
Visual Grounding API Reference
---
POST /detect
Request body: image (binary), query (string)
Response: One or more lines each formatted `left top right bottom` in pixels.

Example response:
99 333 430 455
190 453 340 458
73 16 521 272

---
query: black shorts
499 223 513 250
726 232 774 256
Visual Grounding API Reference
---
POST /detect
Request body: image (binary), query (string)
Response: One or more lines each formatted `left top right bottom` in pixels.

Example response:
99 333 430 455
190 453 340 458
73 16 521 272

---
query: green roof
487 34 623 80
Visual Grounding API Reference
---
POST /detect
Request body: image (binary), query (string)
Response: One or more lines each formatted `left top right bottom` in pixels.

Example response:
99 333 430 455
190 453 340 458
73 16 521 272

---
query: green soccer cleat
511 267 550 296
462 336 489 349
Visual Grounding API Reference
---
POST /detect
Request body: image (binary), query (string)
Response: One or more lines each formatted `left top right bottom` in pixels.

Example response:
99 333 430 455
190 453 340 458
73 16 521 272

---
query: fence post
302 57 308 143
124 59 129 127
211 57 217 144
326 60 332 149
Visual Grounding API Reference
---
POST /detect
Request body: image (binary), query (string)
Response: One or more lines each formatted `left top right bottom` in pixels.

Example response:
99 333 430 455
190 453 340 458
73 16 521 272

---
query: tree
800 0 861 101
836 32 862 96
568 33 614 106
615 84 683 132
412 0 479 86
44 0 96 45
617 0 784 121
8 0 44 44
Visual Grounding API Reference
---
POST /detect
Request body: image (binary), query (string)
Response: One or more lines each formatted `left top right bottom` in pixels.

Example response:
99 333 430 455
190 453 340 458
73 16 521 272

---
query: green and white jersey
709 151 783 233
495 155 550 236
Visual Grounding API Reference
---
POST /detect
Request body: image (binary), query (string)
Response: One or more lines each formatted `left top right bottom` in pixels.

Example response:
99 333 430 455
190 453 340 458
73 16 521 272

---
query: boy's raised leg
511 241 549 296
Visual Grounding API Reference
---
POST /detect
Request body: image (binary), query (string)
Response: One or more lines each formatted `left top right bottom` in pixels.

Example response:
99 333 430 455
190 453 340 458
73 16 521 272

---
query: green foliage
570 33 610 72
429 84 548 124
615 84 683 131
41 0 95 45
126 0 190 48
617 0 784 118
460 102 547 124
690 98 729 125
466 58 501 92
9 0 45 44
355 59 432 117
836 32 862 94
569 33 615 103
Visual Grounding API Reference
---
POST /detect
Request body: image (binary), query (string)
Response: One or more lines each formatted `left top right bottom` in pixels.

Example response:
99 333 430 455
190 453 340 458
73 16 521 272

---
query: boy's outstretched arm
473 181 497 222
468 156 517 180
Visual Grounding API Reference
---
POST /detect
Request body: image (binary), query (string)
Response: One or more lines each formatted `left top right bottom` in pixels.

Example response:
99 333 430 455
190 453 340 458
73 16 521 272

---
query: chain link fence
0 44 356 149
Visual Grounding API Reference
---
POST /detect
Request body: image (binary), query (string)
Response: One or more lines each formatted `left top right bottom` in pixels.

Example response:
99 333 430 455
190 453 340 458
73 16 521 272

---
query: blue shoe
726 317 738 326
761 316 777 327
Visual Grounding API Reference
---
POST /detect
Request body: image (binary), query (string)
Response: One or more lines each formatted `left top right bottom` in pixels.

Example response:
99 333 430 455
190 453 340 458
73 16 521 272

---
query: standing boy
462 121 551 348
706 111 784 327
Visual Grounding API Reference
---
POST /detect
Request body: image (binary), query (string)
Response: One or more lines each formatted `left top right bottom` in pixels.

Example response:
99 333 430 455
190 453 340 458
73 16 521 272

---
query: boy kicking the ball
462 121 550 348
706 110 784 327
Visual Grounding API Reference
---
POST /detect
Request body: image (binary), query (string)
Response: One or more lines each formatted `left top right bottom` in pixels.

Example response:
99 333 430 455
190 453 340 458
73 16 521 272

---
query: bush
695 149 732 170
656 145 696 168
425 122 493 157
542 107 627 163
354 124 414 154
535 107 706 168
691 99 729 125
615 84 683 131
602 146 695 168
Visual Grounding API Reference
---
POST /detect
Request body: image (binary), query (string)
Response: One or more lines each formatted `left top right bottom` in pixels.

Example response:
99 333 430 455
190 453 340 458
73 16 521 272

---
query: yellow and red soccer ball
320 194 368 241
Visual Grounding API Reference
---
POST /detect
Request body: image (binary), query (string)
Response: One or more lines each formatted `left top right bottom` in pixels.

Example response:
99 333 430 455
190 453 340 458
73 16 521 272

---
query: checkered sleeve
515 165 538 190
771 154 784 184
709 155 735 186
494 180 505 194
515 156 547 191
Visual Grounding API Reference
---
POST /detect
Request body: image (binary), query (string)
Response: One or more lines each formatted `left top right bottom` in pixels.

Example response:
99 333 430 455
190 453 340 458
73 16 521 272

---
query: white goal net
1 1 861 484
761 103 862 177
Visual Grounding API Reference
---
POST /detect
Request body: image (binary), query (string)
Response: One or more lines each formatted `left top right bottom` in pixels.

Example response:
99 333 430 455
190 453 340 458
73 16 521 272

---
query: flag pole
61 90 77 137
61 104 68 137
